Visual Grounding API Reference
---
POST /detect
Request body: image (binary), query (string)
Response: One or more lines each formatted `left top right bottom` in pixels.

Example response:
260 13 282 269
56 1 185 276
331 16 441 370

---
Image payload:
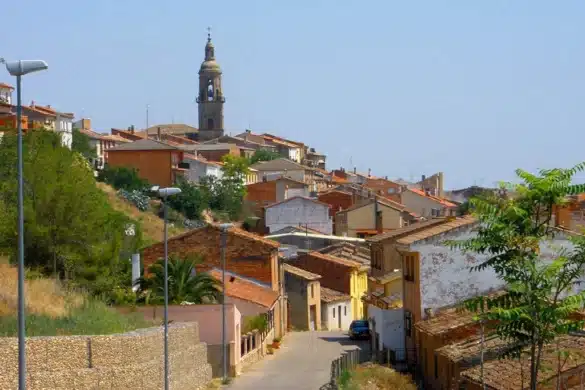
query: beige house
250 158 316 191
400 188 457 219
334 199 408 238
283 264 322 331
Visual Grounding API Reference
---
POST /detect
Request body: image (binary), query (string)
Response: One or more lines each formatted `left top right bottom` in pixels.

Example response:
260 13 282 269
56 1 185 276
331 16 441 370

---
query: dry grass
339 363 416 390
96 182 186 244
0 264 82 318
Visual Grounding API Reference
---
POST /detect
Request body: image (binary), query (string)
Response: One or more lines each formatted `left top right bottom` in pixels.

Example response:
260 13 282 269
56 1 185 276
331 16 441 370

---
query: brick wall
293 254 352 294
0 323 211 389
318 190 354 217
141 225 279 289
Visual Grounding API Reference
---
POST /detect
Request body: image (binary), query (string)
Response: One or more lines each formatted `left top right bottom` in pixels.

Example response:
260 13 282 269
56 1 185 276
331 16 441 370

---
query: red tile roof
208 269 279 308
408 187 457 208
264 196 331 210
306 251 362 269
320 287 351 303
0 83 14 90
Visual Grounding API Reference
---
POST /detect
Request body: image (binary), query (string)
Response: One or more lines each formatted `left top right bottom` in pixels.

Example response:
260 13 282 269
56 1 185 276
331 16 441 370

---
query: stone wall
0 322 212 390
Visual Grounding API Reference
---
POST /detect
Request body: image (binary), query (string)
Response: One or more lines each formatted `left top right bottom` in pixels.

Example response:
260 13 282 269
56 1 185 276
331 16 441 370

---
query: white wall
288 147 301 163
265 197 332 234
415 228 580 317
368 305 404 351
184 157 223 184
322 300 352 331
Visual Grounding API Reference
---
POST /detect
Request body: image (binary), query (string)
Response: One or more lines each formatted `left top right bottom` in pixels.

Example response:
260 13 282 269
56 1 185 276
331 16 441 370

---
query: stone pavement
225 330 370 390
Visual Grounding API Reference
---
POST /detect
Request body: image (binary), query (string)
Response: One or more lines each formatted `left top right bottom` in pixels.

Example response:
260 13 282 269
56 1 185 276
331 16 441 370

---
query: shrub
98 165 150 192
339 363 416 390
118 189 150 211
242 314 268 334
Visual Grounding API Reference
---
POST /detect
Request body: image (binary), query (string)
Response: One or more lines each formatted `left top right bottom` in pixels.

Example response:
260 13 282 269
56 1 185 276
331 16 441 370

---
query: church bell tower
196 29 225 141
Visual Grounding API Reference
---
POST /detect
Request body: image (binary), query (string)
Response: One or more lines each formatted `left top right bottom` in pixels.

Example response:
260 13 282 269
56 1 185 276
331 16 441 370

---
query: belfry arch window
207 80 214 101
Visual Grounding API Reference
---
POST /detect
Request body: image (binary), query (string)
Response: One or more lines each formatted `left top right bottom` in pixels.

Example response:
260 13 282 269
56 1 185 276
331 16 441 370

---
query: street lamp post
219 223 233 383
153 186 182 390
3 59 48 390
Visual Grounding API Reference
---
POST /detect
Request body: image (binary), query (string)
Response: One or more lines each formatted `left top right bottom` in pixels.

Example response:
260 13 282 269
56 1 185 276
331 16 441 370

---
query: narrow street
225 331 370 390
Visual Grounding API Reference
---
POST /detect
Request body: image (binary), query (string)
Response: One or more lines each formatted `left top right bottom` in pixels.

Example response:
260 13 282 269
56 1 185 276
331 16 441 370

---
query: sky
2 1 584 189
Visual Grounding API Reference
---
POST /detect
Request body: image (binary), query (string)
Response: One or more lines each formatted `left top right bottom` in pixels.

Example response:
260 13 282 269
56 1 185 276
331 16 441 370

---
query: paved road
226 331 370 390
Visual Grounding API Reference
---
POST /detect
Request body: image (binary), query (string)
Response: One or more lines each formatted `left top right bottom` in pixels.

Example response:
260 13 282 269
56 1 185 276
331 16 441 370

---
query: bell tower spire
196 27 225 141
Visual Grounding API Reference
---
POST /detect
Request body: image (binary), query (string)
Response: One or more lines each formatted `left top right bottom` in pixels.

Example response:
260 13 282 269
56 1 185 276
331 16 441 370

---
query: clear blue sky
3 1 584 189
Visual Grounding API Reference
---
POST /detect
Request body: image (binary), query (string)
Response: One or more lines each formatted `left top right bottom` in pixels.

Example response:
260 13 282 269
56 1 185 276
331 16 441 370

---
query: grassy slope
0 264 151 336
96 182 186 245
339 363 417 390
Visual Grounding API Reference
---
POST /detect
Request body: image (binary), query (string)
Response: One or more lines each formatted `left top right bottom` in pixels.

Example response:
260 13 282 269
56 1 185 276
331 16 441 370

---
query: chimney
47 104 51 108
354 166 357 174
246 129 251 134
157 127 161 140
368 168 371 177
284 185 289 200
30 100 35 107
262 175 267 182
424 308 433 319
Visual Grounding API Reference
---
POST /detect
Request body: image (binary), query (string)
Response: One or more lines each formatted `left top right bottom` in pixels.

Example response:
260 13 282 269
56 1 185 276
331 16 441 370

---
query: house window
310 284 314 299
332 308 335 318
404 310 412 337
387 188 395 194
344 306 347 316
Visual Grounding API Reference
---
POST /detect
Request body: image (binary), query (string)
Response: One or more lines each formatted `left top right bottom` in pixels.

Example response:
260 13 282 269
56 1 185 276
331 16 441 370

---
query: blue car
349 320 370 340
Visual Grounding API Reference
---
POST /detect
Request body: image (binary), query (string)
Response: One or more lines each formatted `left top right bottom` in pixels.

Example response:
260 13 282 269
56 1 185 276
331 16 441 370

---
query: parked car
348 320 370 340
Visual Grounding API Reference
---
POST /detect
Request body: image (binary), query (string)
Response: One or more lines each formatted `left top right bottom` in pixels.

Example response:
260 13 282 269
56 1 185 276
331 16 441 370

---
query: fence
329 348 372 387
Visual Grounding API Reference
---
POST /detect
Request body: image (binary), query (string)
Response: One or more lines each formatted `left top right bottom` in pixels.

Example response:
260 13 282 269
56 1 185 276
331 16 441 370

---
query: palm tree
136 255 221 304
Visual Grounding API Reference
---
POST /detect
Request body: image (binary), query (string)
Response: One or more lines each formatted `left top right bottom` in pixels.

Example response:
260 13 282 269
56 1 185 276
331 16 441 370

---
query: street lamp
3 58 48 390
152 186 182 390
219 223 233 384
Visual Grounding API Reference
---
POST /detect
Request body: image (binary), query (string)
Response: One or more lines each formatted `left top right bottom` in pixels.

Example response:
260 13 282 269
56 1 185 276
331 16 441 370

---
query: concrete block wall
0 322 212 389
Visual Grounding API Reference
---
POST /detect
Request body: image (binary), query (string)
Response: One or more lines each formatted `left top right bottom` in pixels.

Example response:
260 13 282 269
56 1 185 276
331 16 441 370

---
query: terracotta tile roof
367 218 448 243
318 242 371 265
104 134 132 143
107 138 179 152
0 82 14 90
461 334 585 389
183 153 221 166
225 226 280 248
320 287 351 303
250 158 308 172
369 269 402 284
408 187 457 208
208 269 279 308
23 105 57 117
283 263 321 280
261 133 304 147
337 199 404 215
305 251 362 269
396 215 477 245
437 333 511 363
144 124 198 135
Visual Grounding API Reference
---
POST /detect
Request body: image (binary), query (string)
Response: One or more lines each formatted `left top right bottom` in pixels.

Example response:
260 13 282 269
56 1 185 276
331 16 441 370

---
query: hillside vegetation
97 182 186 244
338 363 416 390
0 264 151 336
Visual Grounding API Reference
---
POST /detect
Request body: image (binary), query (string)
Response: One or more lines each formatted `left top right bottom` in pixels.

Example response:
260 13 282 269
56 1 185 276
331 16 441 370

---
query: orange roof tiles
283 263 321 280
208 269 279 308
306 251 363 269
461 334 585 389
320 287 351 303
396 215 477 245
408 187 457 208
0 83 14 90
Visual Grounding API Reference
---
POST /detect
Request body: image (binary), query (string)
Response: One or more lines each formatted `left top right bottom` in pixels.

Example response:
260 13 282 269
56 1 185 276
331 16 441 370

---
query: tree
0 130 142 295
71 128 97 160
97 165 149 192
250 149 280 164
448 163 585 390
137 256 221 304
164 177 208 220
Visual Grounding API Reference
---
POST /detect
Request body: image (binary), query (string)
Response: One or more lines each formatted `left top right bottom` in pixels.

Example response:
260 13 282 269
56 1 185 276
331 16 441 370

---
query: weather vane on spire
207 26 212 41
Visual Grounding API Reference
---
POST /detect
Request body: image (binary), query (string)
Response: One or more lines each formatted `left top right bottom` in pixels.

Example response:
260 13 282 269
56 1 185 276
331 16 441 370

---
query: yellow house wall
350 270 368 320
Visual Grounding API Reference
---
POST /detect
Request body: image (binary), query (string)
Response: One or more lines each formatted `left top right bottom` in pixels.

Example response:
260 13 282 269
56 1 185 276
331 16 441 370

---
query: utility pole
146 104 150 129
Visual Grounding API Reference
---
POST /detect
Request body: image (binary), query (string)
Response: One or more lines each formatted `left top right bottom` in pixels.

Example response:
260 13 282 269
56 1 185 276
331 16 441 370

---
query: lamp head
5 60 48 77
158 187 181 197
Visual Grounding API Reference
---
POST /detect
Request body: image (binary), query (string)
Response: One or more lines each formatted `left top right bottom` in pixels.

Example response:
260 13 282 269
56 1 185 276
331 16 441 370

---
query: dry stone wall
0 322 212 389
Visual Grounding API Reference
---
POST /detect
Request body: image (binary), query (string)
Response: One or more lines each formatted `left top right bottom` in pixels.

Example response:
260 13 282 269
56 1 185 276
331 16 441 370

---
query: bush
339 363 416 390
98 165 150 192
118 189 150 211
242 314 268 334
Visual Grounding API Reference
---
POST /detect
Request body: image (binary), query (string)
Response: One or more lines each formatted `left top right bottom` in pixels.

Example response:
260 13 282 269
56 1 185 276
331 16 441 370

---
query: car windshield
351 321 368 328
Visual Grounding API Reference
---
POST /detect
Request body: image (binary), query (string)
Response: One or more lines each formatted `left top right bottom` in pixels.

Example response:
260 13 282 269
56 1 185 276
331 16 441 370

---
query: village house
182 153 223 183
203 134 277 153
234 130 274 150
291 251 369 321
180 143 255 162
141 123 199 141
554 193 585 232
317 242 371 267
0 82 13 105
264 196 332 235
318 189 359 219
364 176 404 203
266 227 367 258
111 127 146 142
106 138 186 187
400 187 458 218
245 176 308 215
141 224 287 338
250 158 317 191
260 133 305 163
335 198 418 238
283 264 322 331
28 104 74 148
321 287 353 331
303 147 326 170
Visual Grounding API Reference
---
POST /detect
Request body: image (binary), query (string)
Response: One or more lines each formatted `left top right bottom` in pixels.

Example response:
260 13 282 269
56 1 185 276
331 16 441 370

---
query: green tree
137 256 221 304
250 149 280 164
448 164 585 390
0 130 142 295
98 165 149 192
165 177 208 220
71 128 97 160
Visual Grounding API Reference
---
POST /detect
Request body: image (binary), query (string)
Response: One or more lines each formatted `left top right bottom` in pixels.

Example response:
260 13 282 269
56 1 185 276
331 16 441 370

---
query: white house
321 287 352 331
56 112 74 149
264 196 332 235
0 83 13 105
183 153 223 183
368 304 404 352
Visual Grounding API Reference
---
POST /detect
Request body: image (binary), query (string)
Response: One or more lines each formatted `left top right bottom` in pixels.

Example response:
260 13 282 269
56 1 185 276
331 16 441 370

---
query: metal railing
329 348 372 387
